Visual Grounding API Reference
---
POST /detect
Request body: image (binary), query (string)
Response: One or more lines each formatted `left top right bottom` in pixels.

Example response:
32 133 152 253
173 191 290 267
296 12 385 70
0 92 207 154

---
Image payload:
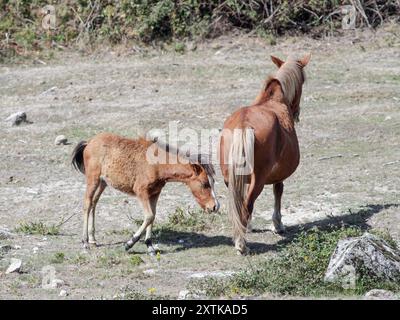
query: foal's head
270 53 311 122
186 156 219 213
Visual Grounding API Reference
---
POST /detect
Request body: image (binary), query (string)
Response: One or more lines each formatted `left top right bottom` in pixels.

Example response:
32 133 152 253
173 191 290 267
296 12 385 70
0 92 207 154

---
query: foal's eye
202 181 211 188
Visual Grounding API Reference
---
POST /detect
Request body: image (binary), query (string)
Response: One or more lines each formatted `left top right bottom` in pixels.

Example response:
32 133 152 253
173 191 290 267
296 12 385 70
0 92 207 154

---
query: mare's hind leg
235 183 264 255
125 194 157 252
88 180 107 245
272 182 285 234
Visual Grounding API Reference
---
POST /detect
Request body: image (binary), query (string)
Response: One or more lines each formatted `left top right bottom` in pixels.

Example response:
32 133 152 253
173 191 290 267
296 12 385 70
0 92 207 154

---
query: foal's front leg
125 194 159 253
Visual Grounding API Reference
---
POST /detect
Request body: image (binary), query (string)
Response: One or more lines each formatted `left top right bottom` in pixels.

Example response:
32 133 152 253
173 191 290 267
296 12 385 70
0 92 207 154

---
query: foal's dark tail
71 141 87 174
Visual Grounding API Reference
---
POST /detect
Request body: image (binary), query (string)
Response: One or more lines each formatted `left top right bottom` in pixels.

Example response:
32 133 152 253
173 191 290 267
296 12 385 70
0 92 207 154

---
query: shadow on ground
143 203 399 254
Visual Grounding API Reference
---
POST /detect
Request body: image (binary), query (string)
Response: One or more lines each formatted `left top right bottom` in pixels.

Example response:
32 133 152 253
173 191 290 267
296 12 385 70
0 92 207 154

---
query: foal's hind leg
125 194 157 252
88 180 107 245
82 179 100 248
144 193 160 256
272 182 285 234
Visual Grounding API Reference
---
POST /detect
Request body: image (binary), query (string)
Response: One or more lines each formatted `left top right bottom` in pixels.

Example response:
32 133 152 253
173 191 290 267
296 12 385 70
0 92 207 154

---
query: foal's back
84 133 153 194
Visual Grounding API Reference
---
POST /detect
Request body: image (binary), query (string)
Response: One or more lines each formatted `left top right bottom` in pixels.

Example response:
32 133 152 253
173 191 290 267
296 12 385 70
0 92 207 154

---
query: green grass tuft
129 255 144 266
15 221 60 236
51 252 65 264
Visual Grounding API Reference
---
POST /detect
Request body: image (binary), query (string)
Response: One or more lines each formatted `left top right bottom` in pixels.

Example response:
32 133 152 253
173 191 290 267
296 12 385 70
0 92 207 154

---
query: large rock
324 233 400 287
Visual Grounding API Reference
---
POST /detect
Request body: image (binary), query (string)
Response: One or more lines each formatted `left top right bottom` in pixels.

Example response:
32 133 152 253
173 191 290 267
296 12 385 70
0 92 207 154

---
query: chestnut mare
72 133 219 254
219 54 311 254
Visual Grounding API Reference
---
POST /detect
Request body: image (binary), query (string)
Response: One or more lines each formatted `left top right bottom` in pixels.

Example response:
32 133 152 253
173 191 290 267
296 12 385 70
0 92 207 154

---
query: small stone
0 245 12 254
143 269 156 275
178 290 206 300
5 112 31 126
187 42 197 51
188 271 235 279
6 258 22 274
364 289 397 300
33 247 39 254
59 289 68 297
14 245 21 250
53 279 64 288
0 228 14 240
54 135 68 145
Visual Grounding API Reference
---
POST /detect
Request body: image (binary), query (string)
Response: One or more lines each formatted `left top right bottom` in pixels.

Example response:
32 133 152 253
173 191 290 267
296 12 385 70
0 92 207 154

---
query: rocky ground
0 25 399 299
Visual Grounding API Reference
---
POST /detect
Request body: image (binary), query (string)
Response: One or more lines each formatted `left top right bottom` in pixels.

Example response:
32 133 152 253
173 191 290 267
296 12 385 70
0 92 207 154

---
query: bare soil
0 26 399 299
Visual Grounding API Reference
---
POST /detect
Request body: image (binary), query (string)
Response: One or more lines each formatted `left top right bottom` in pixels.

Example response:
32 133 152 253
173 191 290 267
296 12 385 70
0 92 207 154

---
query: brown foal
219 54 311 254
72 133 219 254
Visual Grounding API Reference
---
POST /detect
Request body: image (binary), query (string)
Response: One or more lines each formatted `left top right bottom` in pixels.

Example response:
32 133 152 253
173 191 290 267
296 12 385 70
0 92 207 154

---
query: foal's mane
264 60 305 105
151 138 216 181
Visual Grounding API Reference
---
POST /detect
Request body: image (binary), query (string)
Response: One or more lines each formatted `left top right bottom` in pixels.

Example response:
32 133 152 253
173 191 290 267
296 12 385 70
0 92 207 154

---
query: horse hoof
125 235 140 251
236 247 249 256
88 241 98 248
82 242 90 250
274 226 286 235
125 241 133 251
148 249 156 257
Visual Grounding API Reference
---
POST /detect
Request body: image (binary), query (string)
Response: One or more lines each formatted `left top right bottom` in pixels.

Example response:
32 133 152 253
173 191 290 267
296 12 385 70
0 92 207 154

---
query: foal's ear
271 55 285 68
299 53 311 67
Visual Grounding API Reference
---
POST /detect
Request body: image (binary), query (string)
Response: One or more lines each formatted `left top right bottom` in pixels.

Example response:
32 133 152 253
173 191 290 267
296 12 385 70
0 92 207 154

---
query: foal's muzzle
209 200 220 213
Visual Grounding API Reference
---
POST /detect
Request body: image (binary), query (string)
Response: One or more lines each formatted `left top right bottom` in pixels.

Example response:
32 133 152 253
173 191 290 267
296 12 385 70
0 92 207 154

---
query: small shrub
174 42 186 54
72 254 89 265
97 252 122 267
15 221 59 236
165 207 213 232
51 252 65 264
129 255 144 266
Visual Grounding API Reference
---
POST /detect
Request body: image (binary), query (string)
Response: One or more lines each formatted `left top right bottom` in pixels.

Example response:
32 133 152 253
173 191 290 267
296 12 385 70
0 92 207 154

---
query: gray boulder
324 233 400 287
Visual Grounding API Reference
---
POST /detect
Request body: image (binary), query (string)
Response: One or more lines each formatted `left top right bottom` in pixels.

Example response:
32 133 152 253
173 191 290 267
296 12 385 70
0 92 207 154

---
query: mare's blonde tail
227 128 255 253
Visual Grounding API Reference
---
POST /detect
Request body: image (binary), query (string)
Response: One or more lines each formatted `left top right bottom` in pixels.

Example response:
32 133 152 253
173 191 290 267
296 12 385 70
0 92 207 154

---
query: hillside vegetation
1 0 399 60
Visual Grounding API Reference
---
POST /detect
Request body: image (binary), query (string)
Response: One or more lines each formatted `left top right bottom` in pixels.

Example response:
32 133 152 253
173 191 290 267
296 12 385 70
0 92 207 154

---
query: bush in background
1 0 399 58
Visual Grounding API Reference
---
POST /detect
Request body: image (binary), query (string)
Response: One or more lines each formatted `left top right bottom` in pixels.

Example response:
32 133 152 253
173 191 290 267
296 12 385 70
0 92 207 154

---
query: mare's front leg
125 193 158 253
272 182 285 234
